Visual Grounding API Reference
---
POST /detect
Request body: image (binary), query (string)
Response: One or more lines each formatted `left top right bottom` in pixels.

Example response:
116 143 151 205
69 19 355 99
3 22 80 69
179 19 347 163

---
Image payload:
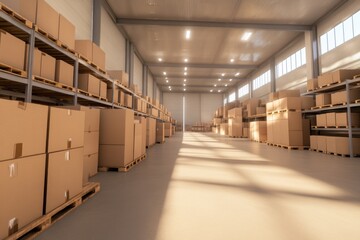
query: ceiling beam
116 18 312 31
154 75 247 80
148 62 257 69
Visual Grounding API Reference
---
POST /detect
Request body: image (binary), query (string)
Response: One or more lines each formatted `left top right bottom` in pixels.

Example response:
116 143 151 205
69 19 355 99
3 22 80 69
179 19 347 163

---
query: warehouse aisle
38 132 360 240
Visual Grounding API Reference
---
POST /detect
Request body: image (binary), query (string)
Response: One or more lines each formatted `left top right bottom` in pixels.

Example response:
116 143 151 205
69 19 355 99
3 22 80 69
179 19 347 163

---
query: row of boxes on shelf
316 112 360 128
307 69 360 91
310 136 360 156
0 98 174 239
315 88 360 107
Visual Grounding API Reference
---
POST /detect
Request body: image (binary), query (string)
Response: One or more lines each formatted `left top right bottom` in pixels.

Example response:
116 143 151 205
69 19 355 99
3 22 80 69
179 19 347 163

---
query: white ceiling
106 0 345 93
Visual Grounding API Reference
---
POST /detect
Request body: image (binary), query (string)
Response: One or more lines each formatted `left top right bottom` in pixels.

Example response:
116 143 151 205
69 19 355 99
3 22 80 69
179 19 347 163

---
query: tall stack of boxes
135 116 147 158
45 107 85 214
156 121 165 143
228 108 243 137
147 118 156 147
249 121 267 142
0 99 48 239
133 119 146 161
99 109 134 168
165 123 173 137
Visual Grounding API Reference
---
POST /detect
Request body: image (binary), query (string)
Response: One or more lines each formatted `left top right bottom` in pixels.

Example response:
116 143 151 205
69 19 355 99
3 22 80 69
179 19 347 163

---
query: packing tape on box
17 101 27 110
67 138 72 149
65 150 70 161
8 218 18 236
65 190 70 201
8 163 17 178
14 143 23 159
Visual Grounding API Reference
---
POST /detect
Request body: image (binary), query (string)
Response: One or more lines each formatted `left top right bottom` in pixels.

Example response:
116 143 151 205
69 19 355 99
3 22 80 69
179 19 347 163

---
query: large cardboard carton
45 148 83 213
133 122 143 160
317 136 327 152
1 0 37 23
228 108 242 118
213 118 222 125
58 15 75 50
276 97 301 110
147 118 156 147
99 81 107 99
55 60 74 87
32 47 42 75
83 153 98 185
61 106 100 132
326 113 336 127
0 154 46 240
164 123 172 137
220 123 229 136
326 137 337 154
332 69 360 83
318 72 333 87
315 93 331 106
249 121 267 142
125 94 133 108
335 137 360 155
246 99 259 117
316 114 327 127
156 121 165 143
75 40 93 61
108 70 129 87
84 132 99 156
107 88 119 103
228 123 242 137
307 78 318 91
331 88 360 105
310 136 318 150
100 109 134 145
36 0 59 39
78 74 100 96
281 131 303 146
48 107 85 153
41 51 56 80
0 30 26 70
336 112 360 127
99 145 133 168
0 99 48 161
256 107 266 115
301 97 315 110
266 102 274 113
135 116 147 155
92 43 105 70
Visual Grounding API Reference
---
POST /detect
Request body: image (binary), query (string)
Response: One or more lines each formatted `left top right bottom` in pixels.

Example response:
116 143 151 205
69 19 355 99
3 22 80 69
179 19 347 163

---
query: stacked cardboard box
55 60 74 87
165 123 172 137
135 116 147 158
220 123 228 136
318 69 360 88
156 121 165 143
249 121 267 142
147 118 156 147
78 74 100 96
311 136 360 155
75 40 106 70
99 109 134 168
245 98 260 117
108 70 129 87
32 48 56 81
45 107 85 213
227 108 243 137
0 99 47 239
213 118 222 126
133 120 144 160
107 87 120 104
0 30 26 71
119 91 125 106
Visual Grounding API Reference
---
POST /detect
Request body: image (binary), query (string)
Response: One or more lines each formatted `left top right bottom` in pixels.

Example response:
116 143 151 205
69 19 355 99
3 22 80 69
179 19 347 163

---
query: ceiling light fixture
221 73 225 77
183 84 186 86
184 58 188 62
218 90 221 93
184 72 187 76
184 79 187 82
225 84 228 87
241 32 253 41
218 78 221 81
184 88 186 91
166 80 169 83
186 30 191 40
210 90 213 93
214 84 217 87
163 72 167 75
168 86 171 89
158 58 162 62
235 72 240 76
230 59 234 63
229 79 233 82
184 67 187 71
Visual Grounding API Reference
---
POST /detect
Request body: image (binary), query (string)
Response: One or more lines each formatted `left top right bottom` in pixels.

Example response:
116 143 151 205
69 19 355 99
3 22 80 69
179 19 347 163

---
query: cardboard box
301 97 315 110
246 99 259 117
130 84 140 94
108 88 119 103
332 69 360 83
310 136 318 150
135 116 147 155
36 0 59 39
266 102 274 113
228 123 242 137
48 107 85 153
0 30 26 70
99 144 133 168
75 40 93 61
55 60 74 86
99 81 107 99
220 123 229 136
279 130 303 146
125 94 133 108
249 121 267 142
243 128 249 138
1 0 37 23
41 51 56 80
331 88 360 105
45 148 83 213
0 154 46 240
32 47 42 75
78 74 100 96
83 153 98 185
147 118 156 147
307 78 318 91
336 112 360 127
134 98 142 112
100 109 134 145
278 113 302 131
316 93 331 106
316 114 327 127
61 106 100 132
277 90 300 99
84 132 99 156
276 97 301 110
335 137 360 155
133 122 143 160
317 136 327 152
58 15 75 50
213 118 222 125
0 99 48 161
156 121 165 143
326 136 337 154
108 70 129 87
318 72 333 87
256 107 266 115
326 113 336 127
119 91 125 106
92 43 105 70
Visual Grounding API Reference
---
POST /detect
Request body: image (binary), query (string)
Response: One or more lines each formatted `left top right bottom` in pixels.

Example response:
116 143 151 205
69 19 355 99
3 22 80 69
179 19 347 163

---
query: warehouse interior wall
251 64 271 99
133 54 143 93
156 85 161 101
318 1 360 73
45 0 92 40
200 94 223 123
100 6 126 71
147 73 154 98
163 93 183 125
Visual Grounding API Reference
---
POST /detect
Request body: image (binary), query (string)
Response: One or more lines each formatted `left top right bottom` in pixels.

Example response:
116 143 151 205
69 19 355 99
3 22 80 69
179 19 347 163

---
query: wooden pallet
0 3 33 28
268 109 301 114
319 81 341 89
0 62 26 77
330 102 346 107
311 104 331 110
228 136 243 138
90 62 106 74
98 154 146 173
267 143 309 150
5 182 100 240
326 152 353 158
77 89 107 101
309 149 325 153
78 53 91 64
355 99 360 104
55 40 76 55
33 76 75 92
34 26 58 43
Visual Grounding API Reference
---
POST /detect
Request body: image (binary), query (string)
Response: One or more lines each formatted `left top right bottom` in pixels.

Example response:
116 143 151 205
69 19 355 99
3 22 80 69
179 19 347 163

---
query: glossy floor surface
38 132 360 240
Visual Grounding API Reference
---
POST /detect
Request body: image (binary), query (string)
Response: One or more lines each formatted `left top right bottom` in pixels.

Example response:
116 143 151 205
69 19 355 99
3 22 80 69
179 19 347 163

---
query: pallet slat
0 3 33 28
33 75 75 92
98 154 146 173
0 62 26 77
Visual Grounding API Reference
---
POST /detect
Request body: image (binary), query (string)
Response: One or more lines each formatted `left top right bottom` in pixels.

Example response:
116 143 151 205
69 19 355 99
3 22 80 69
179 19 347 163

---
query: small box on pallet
0 30 26 71
58 14 75 50
78 74 101 97
55 60 74 87
36 0 59 39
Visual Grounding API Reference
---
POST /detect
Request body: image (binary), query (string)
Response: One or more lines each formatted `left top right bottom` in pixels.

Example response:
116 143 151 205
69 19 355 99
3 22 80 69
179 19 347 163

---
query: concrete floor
37 132 360 240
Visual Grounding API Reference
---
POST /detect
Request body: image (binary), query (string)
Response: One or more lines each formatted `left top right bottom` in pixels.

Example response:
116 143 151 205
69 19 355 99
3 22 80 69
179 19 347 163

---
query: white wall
156 85 161 101
163 93 183 124
200 94 223 123
100 6 126 71
133 55 143 92
185 94 201 125
318 1 360 73
46 0 92 40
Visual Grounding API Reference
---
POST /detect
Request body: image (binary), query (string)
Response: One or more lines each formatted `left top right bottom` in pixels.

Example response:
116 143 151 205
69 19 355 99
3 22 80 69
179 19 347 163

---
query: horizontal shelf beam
116 18 312 31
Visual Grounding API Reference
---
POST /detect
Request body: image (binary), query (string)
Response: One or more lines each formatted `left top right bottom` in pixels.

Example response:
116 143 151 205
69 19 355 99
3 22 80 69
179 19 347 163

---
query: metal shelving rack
302 78 360 157
0 9 175 123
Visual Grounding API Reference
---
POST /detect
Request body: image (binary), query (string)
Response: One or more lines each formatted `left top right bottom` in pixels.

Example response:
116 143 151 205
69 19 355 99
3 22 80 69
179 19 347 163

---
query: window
320 9 360 55
253 70 271 90
223 98 227 106
276 48 306 78
228 92 236 102
238 84 249 98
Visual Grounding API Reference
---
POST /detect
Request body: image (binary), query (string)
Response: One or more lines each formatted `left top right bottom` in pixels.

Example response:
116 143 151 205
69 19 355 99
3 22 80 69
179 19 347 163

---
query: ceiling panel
161 85 227 93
